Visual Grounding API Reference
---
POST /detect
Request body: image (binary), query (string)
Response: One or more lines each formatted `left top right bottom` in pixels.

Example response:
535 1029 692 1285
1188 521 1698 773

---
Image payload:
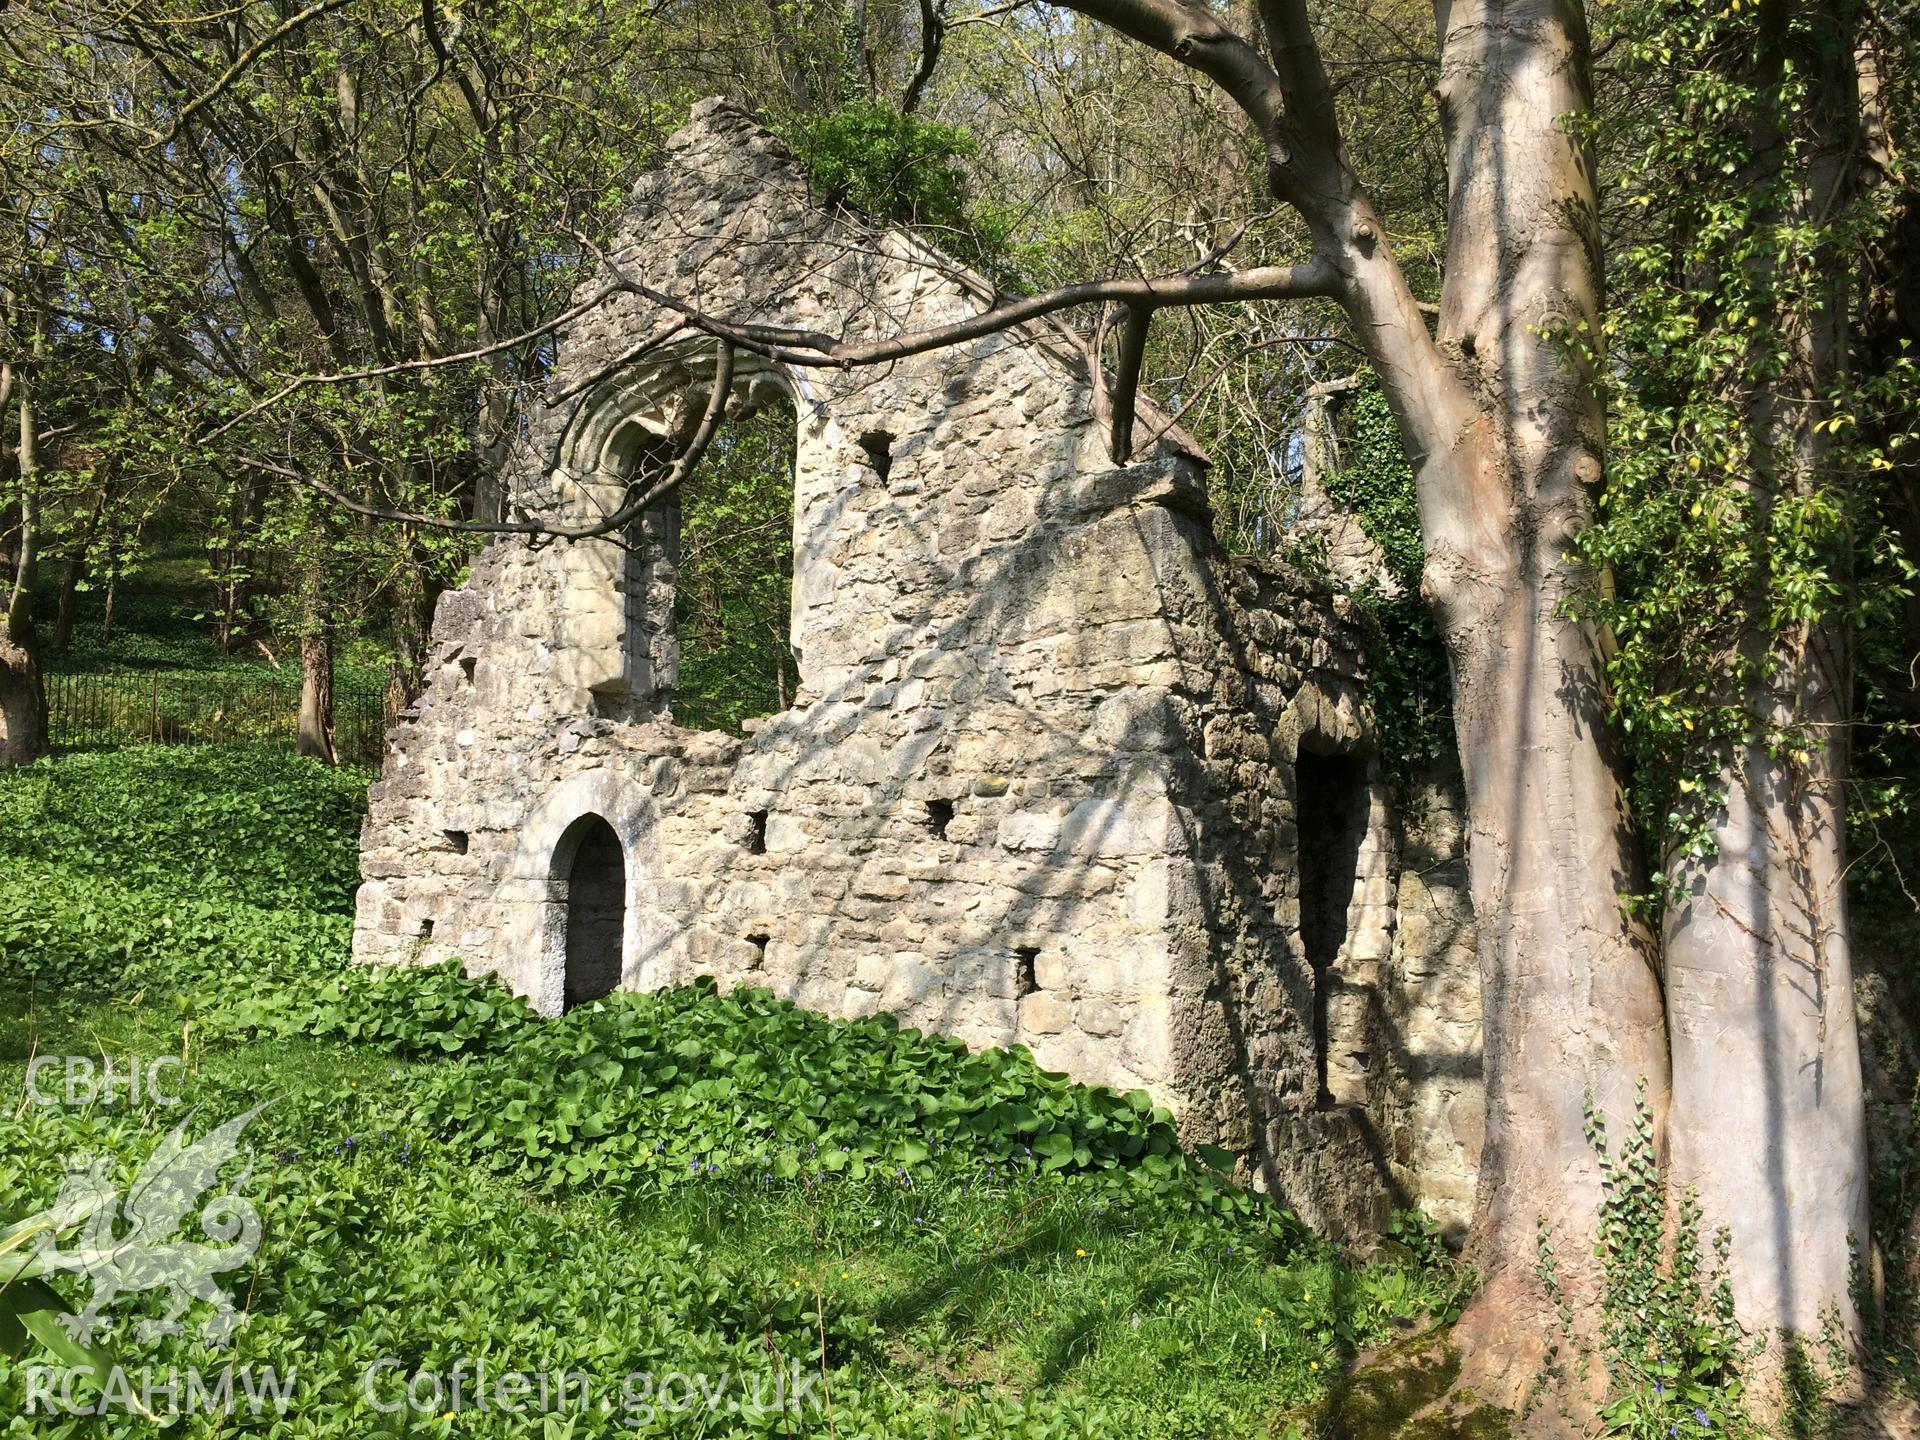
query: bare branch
199 283 624 443
240 344 738 543
149 0 365 148
1305 373 1362 398
1046 0 1292 165
1107 303 1154 462
610 338 736 524
1137 339 1359 455
585 244 1342 368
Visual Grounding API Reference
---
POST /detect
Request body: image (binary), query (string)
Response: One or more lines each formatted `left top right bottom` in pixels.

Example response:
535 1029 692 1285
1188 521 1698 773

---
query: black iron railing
46 669 387 764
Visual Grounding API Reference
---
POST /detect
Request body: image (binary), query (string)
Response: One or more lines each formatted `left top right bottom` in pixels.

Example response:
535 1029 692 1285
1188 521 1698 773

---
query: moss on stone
1330 1331 1513 1439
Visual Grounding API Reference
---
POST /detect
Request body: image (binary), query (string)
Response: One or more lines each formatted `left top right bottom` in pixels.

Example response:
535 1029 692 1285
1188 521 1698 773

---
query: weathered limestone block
1377 762 1485 1238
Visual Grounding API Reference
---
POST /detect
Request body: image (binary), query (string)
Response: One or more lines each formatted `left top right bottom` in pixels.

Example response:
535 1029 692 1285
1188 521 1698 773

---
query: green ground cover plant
0 747 1464 1436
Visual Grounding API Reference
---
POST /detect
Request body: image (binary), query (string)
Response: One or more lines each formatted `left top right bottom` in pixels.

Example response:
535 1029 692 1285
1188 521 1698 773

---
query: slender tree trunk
0 499 18 592
762 0 816 112
49 487 102 657
1663 0 1869 1375
216 468 266 654
383 542 435 723
295 530 336 765
99 565 118 648
49 549 82 657
471 306 511 528
1 356 50 767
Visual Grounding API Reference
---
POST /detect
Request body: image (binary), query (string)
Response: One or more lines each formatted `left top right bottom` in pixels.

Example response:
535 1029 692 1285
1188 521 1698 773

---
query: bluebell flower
1694 1409 1710 1428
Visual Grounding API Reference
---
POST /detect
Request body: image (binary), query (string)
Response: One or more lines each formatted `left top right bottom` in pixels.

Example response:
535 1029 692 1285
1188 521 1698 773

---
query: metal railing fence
46 669 386 764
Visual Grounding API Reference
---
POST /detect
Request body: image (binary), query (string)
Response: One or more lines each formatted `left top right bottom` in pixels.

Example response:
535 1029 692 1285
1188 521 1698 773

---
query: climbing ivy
780 101 1019 281
1537 1087 1756 1439
1322 381 1456 789
1569 0 1920 900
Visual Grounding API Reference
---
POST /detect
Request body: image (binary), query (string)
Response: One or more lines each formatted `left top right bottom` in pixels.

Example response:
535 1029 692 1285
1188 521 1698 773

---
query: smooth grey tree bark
1663 0 1869 1381
295 526 337 766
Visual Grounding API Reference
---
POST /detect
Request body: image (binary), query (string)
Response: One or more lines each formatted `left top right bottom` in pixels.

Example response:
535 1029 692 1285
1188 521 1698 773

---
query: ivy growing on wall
1322 381 1456 790
779 102 1020 276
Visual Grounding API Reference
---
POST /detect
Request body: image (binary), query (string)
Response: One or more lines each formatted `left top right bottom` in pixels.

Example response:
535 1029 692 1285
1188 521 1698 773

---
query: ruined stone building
353 99 1483 1241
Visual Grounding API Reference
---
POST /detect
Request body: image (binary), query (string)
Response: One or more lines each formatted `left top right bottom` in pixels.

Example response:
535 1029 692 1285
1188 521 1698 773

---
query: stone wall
1377 764 1485 1238
353 98 1482 1241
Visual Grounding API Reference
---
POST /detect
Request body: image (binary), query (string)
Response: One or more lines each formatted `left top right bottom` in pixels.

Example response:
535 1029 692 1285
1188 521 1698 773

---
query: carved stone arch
537 343 810 713
500 770 663 1015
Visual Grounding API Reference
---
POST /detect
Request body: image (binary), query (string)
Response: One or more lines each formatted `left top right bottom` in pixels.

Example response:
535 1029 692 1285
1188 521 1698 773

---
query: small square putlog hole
925 797 955 840
1014 945 1040 997
417 917 435 940
743 810 768 855
858 430 894 481
747 933 770 968
443 829 470 855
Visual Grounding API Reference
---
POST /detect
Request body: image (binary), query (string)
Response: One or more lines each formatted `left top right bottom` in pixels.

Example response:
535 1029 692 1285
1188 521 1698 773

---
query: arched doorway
1294 747 1372 1107
558 814 624 1010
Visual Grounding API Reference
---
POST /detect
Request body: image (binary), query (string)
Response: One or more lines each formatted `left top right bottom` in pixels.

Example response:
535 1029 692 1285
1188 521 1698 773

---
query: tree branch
584 243 1341 368
199 282 624 443
1107 303 1155 462
146 0 365 148
1253 0 1344 155
1047 0 1289 143
239 344 738 542
902 0 945 113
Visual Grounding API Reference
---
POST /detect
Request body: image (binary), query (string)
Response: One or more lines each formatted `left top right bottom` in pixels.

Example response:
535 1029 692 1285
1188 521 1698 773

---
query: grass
0 748 1466 1437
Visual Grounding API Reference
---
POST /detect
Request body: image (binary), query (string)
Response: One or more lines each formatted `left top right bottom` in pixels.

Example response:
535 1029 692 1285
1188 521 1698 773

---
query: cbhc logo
25 1055 185 1107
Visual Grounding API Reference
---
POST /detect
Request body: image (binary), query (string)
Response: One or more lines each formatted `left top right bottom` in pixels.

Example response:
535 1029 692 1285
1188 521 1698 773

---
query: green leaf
5 1277 123 1400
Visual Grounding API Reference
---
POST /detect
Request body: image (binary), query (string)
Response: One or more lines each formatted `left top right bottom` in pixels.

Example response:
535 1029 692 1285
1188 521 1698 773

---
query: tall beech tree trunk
1035 0 1671 1401
1292 0 1670 1396
1666 635 1867 1353
1 355 49 768
1419 0 1670 1392
1664 0 1869 1369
